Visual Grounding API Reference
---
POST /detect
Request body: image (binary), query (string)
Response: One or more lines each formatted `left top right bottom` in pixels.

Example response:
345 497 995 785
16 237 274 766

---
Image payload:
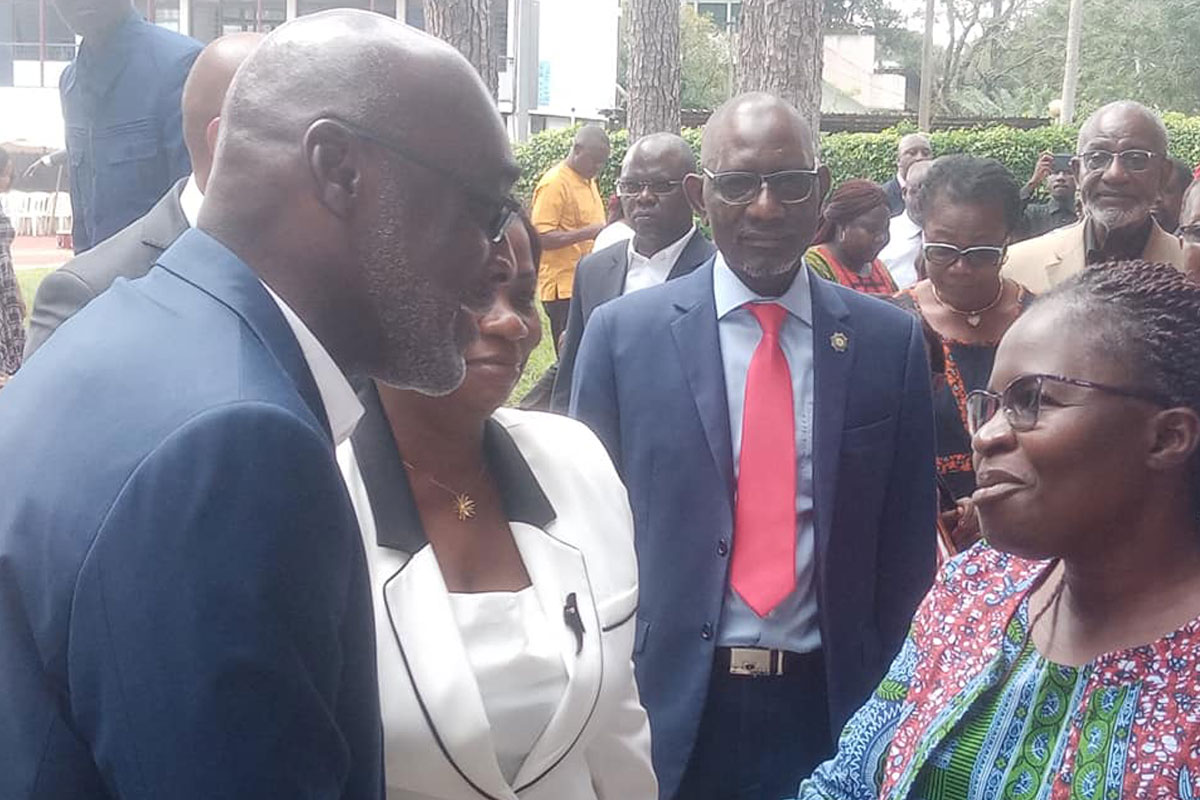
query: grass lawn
17 268 50 323
14 265 556 405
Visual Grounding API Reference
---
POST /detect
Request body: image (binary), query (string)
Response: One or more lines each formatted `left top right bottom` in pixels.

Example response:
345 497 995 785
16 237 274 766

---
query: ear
1146 406 1200 474
816 165 833 205
303 118 362 220
1071 155 1084 186
205 117 221 160
683 173 708 222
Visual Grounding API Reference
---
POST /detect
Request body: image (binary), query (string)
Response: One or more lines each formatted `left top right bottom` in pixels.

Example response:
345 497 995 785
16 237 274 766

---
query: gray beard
1087 200 1151 234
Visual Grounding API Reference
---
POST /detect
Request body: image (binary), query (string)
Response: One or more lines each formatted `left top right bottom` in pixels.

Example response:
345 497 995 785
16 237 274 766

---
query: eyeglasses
702 168 820 205
616 179 683 197
966 373 1171 435
1179 224 1200 245
922 242 1006 270
1077 149 1159 174
328 116 521 243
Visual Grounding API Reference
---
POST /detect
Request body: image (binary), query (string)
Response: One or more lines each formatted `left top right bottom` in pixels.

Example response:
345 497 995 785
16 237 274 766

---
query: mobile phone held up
1051 154 1072 174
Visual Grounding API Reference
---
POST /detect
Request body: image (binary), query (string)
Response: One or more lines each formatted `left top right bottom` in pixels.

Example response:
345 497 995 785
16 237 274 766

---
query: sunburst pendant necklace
402 460 487 522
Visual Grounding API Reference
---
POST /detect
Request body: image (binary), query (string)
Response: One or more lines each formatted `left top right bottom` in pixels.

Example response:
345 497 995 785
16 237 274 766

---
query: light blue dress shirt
712 254 820 653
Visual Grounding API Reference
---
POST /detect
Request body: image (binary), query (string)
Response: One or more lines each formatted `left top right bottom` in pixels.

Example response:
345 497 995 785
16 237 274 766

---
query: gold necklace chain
402 459 488 522
931 278 1006 327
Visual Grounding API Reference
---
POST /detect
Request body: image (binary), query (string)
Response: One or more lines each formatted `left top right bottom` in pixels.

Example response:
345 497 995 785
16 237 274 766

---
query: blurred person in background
0 146 23 384
1015 151 1079 242
804 179 896 296
881 133 931 216
531 125 610 351
1151 155 1193 234
879 159 932 289
51 0 201 253
25 32 262 358
592 193 634 252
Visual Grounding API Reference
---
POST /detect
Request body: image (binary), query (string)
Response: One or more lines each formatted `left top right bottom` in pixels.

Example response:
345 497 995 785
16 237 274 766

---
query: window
298 0 398 16
2 0 76 87
190 0 286 41
696 3 727 29
134 0 183 32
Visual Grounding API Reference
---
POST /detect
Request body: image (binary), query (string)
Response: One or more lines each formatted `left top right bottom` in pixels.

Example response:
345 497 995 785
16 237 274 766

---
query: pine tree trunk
423 0 499 99
627 0 682 140
736 0 823 134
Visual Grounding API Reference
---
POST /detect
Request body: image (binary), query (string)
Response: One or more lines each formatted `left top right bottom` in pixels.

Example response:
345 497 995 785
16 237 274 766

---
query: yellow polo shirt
531 161 606 301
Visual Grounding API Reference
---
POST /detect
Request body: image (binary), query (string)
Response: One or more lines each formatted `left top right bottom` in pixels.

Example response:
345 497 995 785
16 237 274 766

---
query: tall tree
423 0 498 99
680 4 733 110
627 0 682 139
736 0 824 133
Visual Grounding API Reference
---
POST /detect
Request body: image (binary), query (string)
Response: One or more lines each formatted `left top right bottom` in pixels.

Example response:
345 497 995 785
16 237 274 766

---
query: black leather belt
715 646 823 677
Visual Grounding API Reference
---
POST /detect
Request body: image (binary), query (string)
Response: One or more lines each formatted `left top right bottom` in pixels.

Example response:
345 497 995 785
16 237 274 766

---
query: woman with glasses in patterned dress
803 179 898 296
798 259 1200 800
889 155 1033 555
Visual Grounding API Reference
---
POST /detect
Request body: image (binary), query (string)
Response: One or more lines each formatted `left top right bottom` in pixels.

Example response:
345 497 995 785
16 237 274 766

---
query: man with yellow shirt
532 125 610 350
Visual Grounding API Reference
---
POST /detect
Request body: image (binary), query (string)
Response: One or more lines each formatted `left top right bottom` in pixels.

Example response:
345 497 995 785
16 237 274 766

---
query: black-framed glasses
327 117 521 243
1077 149 1159 174
1179 224 1200 245
702 168 819 205
923 242 1006 270
616 179 683 197
966 373 1172 435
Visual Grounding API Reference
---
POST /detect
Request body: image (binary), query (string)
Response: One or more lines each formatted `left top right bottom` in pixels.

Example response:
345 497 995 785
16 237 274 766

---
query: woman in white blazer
337 213 656 800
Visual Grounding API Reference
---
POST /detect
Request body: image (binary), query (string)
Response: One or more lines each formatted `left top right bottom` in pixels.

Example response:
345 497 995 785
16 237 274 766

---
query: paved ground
13 235 71 272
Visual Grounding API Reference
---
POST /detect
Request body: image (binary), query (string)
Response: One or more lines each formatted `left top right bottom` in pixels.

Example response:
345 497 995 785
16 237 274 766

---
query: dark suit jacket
24 177 189 358
547 228 714 412
0 229 382 798
882 176 904 216
569 260 936 799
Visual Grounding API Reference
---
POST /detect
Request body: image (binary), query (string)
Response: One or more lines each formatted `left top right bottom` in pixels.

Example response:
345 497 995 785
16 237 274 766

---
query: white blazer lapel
382 551 518 800
509 522 604 791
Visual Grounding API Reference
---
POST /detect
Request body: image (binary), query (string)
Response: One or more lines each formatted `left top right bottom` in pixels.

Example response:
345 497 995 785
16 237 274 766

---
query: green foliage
513 117 1200 207
956 0 1200 117
680 4 733 110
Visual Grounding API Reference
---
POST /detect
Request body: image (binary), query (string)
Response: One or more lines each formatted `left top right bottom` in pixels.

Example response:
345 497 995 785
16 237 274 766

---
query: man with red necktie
570 92 936 800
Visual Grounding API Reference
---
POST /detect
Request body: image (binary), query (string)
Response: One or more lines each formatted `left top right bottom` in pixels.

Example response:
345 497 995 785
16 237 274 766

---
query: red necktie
730 303 797 617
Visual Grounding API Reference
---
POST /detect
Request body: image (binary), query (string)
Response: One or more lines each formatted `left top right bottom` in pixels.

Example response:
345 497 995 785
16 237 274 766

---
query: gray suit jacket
25 178 189 358
548 228 715 412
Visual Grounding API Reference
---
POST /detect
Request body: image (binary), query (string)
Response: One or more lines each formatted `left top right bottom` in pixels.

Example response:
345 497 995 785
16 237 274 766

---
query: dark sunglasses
616 179 683 197
966 373 1171 435
328 116 520 243
923 242 1006 270
702 168 819 205
1077 149 1159 174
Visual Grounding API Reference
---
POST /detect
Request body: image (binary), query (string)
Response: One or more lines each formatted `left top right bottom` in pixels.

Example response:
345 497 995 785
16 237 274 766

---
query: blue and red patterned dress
799 545 1200 800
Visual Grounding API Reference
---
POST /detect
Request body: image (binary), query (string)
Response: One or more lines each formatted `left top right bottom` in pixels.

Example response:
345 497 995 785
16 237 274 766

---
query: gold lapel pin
830 331 849 353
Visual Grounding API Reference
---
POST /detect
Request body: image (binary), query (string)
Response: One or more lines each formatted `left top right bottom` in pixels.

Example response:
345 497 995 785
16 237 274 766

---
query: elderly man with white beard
1004 101 1186 293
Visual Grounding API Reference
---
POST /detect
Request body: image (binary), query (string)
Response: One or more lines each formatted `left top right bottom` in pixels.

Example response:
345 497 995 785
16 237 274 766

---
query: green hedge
514 117 1200 204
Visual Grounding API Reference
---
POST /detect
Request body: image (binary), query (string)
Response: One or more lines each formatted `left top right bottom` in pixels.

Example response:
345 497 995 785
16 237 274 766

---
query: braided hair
812 179 889 246
1039 260 1200 506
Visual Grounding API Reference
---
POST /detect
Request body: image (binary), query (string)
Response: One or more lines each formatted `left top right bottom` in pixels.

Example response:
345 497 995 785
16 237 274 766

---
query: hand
939 497 981 553
1027 152 1054 190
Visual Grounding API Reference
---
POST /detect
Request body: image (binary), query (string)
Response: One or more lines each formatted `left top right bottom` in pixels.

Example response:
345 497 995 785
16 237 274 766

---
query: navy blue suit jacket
570 260 936 799
0 230 382 798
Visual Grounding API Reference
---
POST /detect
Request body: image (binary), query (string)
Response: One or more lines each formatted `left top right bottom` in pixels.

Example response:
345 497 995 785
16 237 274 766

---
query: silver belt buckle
728 647 779 677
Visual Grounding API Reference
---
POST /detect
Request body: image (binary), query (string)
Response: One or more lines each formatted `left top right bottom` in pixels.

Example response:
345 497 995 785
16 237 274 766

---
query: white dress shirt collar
260 283 364 445
712 250 813 326
179 174 203 228
623 225 697 295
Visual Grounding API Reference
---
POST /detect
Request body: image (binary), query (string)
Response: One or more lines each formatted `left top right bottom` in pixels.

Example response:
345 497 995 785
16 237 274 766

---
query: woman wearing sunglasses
890 155 1033 555
337 213 656 800
798 259 1200 799
803 179 897 296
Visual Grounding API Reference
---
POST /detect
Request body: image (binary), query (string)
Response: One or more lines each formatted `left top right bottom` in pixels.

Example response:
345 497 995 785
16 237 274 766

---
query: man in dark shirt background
1151 156 1193 235
1016 151 1079 242
53 0 201 252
